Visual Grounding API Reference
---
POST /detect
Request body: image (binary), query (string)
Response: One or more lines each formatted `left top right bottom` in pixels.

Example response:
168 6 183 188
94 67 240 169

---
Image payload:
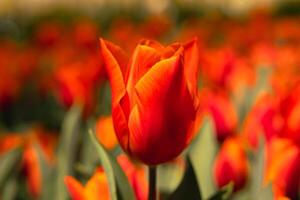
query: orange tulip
213 137 248 191
65 168 110 200
100 38 199 165
264 138 300 200
65 154 148 200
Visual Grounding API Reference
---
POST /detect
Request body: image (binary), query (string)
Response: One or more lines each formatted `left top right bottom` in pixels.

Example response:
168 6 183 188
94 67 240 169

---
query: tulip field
1 2 300 200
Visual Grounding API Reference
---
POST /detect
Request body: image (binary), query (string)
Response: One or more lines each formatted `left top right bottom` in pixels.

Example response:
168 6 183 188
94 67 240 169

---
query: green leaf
189 117 218 199
169 158 202 200
89 130 136 200
0 148 22 190
209 182 233 200
250 137 266 197
257 184 273 200
249 137 273 200
79 118 99 173
54 105 82 200
34 144 55 200
158 160 185 194
2 174 18 200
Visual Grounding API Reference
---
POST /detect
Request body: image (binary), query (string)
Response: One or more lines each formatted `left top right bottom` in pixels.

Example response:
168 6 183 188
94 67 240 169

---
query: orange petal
112 102 130 152
139 39 164 51
134 55 182 107
85 172 110 200
129 55 196 164
64 176 86 200
183 37 200 96
126 45 161 106
96 116 118 150
23 146 42 198
99 38 127 106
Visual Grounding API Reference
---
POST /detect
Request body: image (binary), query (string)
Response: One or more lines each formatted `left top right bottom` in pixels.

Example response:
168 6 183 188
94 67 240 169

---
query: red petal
129 55 196 164
112 102 130 152
126 45 161 107
99 39 130 154
99 38 127 106
183 37 200 96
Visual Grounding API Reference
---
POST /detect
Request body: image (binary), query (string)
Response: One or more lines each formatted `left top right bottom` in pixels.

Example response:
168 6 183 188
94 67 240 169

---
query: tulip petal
85 172 110 200
183 37 200 96
128 55 196 164
99 38 127 106
64 176 86 200
134 56 182 107
139 39 164 51
100 39 130 151
112 102 130 151
126 45 161 106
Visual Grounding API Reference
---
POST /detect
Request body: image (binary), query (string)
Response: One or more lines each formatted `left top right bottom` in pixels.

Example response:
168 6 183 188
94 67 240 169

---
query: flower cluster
1 9 300 200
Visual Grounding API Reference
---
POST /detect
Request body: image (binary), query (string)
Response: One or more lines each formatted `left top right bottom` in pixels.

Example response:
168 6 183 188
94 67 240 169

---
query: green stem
148 166 157 200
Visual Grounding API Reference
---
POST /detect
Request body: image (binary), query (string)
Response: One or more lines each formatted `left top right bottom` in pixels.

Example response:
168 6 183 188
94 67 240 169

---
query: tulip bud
100 38 199 165
213 137 248 191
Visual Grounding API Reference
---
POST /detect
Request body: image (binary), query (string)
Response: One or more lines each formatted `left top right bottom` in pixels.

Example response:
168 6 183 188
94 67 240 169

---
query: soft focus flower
54 55 103 116
0 133 23 155
65 169 110 200
95 116 118 150
199 89 238 142
117 154 148 200
213 137 248 191
0 127 57 198
241 94 283 149
264 138 300 200
23 145 42 198
65 154 147 200
100 37 199 165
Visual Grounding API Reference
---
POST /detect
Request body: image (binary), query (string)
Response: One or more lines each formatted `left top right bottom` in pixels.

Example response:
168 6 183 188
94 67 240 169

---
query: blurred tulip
54 56 103 116
73 19 99 51
199 89 237 142
0 134 23 155
23 145 42 198
241 94 283 149
213 137 248 191
117 154 148 200
65 154 147 200
95 116 118 150
34 21 63 48
264 138 300 200
65 168 110 200
283 96 300 144
100 38 199 165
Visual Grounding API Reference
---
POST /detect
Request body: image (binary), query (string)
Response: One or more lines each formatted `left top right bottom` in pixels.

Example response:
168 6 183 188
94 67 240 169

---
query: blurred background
1 0 300 200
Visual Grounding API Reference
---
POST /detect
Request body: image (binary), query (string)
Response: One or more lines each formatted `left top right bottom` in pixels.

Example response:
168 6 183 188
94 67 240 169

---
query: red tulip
199 89 238 142
100 38 199 165
264 138 300 200
213 137 248 191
